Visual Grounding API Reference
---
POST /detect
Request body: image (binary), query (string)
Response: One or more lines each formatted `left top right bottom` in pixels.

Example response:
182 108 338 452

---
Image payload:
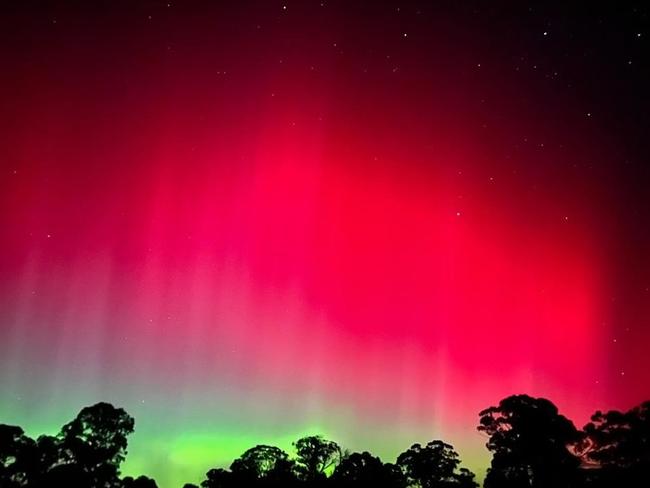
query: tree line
1 394 648 487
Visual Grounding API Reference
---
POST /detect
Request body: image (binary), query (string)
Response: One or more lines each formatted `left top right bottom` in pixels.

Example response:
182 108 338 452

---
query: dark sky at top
0 1 649 486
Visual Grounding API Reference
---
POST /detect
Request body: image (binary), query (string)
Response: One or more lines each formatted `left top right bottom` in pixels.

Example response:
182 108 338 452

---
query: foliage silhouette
199 467 233 488
123 475 159 488
2 395 650 488
0 425 37 488
396 440 478 488
58 402 135 487
293 435 342 482
330 451 405 488
478 395 582 488
229 444 298 487
0 402 138 488
578 400 650 487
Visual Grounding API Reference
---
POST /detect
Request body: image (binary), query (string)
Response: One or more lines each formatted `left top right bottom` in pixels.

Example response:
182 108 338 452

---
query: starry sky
0 1 649 487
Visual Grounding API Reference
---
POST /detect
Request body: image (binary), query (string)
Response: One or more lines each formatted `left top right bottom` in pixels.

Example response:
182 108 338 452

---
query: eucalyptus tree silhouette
34 434 60 478
200 468 233 488
293 435 341 483
396 440 478 488
478 394 581 488
6 396 650 488
579 400 650 487
0 424 38 488
41 462 92 486
0 402 149 488
229 444 298 487
330 451 406 488
57 402 135 488
122 475 158 488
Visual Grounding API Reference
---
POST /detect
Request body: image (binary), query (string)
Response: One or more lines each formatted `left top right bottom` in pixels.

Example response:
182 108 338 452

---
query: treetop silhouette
1 395 649 488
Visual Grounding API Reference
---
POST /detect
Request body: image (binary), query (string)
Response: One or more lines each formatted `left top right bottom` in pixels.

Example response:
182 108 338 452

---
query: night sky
1 1 649 487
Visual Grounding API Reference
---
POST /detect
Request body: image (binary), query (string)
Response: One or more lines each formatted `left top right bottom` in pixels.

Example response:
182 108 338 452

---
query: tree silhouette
579 400 650 487
0 424 38 488
200 468 234 488
396 440 478 488
293 435 341 482
229 444 297 487
478 394 581 488
35 434 60 473
330 451 406 488
56 402 135 487
5 396 650 488
122 474 159 488
41 462 92 487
